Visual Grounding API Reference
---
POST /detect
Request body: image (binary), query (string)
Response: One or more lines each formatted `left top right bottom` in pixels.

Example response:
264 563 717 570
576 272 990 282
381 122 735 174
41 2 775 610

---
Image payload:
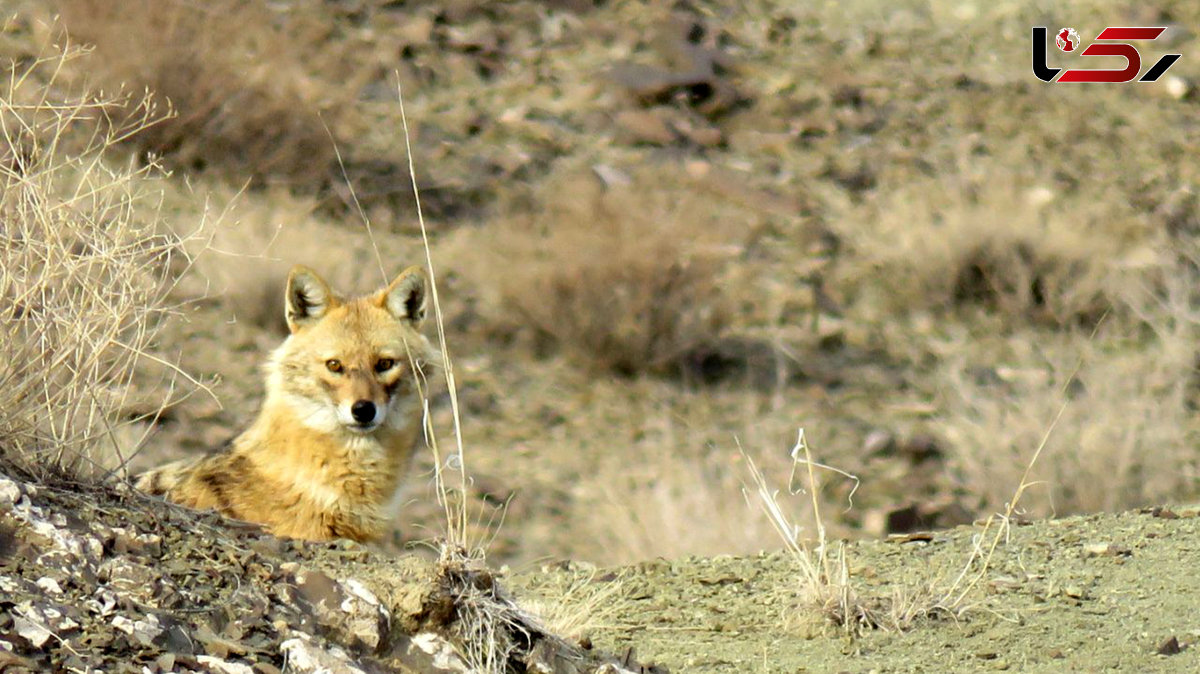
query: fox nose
350 400 376 424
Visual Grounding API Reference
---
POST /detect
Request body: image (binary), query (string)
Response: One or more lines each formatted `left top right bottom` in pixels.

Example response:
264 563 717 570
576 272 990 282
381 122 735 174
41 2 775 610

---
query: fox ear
285 266 336 333
381 266 427 326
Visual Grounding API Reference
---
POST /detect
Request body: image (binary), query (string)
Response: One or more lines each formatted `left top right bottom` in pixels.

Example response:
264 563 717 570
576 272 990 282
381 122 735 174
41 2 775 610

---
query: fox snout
351 400 376 424
339 396 387 431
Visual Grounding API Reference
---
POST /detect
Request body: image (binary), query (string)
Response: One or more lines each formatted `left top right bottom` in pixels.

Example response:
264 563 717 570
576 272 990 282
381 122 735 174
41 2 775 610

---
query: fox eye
325 359 343 373
374 358 395 373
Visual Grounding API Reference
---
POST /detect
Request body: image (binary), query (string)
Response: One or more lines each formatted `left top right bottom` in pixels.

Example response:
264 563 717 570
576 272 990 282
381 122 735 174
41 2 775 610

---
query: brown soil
512 507 1200 673
3 0 1200 671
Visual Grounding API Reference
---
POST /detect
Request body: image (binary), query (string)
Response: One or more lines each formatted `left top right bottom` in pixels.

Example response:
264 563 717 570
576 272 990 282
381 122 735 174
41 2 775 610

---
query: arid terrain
2 0 1200 671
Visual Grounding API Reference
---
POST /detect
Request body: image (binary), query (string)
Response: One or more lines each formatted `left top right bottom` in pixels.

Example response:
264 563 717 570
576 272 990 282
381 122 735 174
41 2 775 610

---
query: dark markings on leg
198 470 238 519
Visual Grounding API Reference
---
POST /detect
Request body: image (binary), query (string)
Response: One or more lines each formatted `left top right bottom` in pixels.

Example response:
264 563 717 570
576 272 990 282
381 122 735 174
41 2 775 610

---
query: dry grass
583 437 793 564
934 289 1200 519
453 169 750 376
743 430 879 635
0 41 198 480
53 0 355 188
746 430 970 636
162 180 417 332
518 571 629 643
834 170 1153 327
828 165 1200 519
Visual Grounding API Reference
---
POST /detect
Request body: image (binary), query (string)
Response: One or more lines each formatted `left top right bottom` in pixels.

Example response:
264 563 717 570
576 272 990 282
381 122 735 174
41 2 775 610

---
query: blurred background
6 0 1199 567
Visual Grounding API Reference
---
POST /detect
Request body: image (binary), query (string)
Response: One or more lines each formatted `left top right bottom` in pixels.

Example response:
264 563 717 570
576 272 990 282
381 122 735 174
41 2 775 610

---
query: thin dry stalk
743 430 879 635
935 395 1072 613
396 75 473 551
390 74 537 674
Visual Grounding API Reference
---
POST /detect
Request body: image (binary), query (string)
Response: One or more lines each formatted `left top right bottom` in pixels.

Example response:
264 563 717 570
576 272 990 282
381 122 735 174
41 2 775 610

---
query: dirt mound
0 471 662 673
513 507 1200 672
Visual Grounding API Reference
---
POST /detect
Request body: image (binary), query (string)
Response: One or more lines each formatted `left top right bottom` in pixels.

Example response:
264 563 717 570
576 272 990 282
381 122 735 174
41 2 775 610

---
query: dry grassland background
2 0 1200 568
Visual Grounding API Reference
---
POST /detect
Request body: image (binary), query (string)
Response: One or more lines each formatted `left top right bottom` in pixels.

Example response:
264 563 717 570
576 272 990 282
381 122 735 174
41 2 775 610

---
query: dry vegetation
451 168 754 376
2 0 1198 596
0 43 197 480
53 0 356 188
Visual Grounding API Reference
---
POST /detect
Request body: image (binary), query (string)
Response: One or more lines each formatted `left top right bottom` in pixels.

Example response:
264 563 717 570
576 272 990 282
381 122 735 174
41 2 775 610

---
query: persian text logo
1033 26 1182 83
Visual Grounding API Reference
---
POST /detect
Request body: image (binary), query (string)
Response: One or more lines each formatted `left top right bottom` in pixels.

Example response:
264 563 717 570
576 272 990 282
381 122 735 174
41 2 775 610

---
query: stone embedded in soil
1083 542 1132 558
0 471 638 673
1157 636 1184 656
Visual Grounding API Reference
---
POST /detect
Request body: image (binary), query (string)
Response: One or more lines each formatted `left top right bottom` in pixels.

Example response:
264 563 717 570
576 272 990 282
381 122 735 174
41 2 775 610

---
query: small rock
615 110 676 146
196 656 256 674
13 614 52 649
281 633 367 674
1083 542 1132 558
0 477 22 510
34 577 63 595
1157 636 1184 656
1164 76 1191 100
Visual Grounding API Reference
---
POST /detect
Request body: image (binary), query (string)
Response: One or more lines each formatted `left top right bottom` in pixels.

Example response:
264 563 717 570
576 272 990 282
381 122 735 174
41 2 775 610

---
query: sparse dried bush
835 172 1155 327
831 167 1200 518
163 181 412 333
55 0 351 188
456 171 746 375
935 274 1200 517
0 43 196 480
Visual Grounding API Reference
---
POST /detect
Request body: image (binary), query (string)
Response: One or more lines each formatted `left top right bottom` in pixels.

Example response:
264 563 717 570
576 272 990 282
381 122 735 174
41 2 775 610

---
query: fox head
267 265 439 436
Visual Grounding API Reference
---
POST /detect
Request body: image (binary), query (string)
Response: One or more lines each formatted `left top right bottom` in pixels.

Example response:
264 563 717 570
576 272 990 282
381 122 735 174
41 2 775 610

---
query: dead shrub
54 0 351 188
830 168 1200 517
162 181 415 333
935 293 1200 518
454 170 746 375
0 42 197 480
834 171 1155 327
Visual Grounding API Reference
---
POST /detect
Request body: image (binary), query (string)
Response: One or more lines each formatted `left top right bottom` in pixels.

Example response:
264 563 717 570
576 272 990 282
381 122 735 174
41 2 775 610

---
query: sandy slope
512 508 1200 673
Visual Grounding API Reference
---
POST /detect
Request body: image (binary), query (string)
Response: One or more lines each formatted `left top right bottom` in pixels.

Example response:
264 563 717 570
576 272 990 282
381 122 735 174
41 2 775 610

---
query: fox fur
136 265 439 542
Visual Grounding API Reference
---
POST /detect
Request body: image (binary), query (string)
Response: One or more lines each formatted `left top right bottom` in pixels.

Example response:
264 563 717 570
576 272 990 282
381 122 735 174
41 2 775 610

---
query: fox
136 264 439 543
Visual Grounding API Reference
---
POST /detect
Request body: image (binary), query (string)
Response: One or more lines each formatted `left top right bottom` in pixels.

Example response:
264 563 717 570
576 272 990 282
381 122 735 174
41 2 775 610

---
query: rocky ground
4 0 1200 671
0 471 665 673
6 468 1200 672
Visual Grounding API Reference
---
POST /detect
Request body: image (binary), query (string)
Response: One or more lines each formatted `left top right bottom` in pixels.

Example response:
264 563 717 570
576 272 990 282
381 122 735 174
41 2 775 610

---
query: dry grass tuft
835 172 1153 326
54 0 351 188
518 571 629 644
743 430 876 635
746 430 966 635
436 544 581 674
455 170 747 376
0 41 199 479
935 288 1200 519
